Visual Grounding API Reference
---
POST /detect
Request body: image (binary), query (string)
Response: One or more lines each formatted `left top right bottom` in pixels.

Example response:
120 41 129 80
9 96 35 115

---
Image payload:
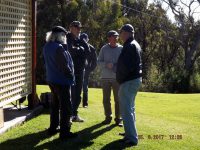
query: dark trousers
102 80 121 120
48 84 72 136
71 72 84 116
83 70 90 106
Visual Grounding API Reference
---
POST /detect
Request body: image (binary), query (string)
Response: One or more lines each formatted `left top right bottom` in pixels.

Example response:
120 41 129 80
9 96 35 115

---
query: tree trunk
182 32 200 92
58 0 66 27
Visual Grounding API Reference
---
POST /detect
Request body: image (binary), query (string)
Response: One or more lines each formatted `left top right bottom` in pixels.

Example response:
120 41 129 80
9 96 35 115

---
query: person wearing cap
43 26 77 140
66 21 90 122
80 33 97 108
116 24 142 146
98 30 123 127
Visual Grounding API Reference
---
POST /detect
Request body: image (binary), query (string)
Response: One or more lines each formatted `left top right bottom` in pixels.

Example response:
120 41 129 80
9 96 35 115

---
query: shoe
119 132 125 136
60 132 78 140
83 105 88 108
124 139 138 146
69 119 73 125
118 137 128 143
115 119 123 127
72 116 84 122
101 118 112 125
47 127 59 136
119 138 138 146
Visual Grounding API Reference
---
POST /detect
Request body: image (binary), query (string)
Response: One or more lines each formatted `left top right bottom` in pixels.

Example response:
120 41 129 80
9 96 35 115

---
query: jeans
102 80 121 120
118 78 142 143
83 70 90 106
48 84 72 135
71 72 84 116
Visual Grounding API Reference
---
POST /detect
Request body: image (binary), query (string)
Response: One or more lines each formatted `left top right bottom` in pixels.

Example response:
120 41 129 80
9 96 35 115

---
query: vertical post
28 0 37 109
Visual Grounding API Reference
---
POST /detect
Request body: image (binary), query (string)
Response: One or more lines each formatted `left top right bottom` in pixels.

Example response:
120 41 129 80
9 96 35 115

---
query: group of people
43 21 142 146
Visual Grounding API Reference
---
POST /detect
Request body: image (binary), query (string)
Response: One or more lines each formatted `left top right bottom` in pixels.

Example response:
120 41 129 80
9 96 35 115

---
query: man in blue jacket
116 24 142 146
43 26 77 140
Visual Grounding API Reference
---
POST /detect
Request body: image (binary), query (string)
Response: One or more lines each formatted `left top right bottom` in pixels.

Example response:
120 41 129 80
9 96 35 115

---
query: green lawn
0 85 200 150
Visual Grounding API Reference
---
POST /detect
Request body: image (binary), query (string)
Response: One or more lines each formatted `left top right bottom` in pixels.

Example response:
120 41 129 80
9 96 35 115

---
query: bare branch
179 0 188 8
162 0 186 22
191 2 200 16
162 0 179 15
188 0 193 17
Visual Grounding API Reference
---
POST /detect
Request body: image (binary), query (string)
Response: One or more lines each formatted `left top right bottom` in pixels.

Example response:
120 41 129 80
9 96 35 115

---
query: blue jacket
116 37 142 84
43 41 75 85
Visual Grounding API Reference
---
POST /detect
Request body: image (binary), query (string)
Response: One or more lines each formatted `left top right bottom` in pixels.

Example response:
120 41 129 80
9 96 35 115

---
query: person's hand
106 63 113 69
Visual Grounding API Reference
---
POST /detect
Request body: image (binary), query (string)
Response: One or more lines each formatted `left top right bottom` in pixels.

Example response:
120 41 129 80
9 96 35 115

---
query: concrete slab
0 105 43 135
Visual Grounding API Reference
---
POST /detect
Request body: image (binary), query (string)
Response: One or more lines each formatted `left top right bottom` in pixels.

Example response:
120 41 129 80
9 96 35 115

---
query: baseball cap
107 30 119 37
119 24 134 33
70 21 82 28
51 26 67 34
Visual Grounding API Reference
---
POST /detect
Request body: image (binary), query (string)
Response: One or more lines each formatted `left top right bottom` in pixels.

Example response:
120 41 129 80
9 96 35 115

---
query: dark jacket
67 33 90 74
43 41 74 85
116 37 142 84
85 44 97 73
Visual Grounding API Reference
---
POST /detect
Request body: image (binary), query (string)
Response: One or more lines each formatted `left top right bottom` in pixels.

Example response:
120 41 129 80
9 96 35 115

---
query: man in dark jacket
67 21 90 122
43 26 77 140
116 24 142 146
80 33 97 108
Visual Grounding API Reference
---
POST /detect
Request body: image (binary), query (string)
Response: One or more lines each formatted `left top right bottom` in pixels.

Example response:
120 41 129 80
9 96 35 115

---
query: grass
0 85 200 150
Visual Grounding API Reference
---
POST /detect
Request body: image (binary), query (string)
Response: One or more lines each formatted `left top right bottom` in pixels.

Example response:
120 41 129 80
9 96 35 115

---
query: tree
159 0 200 92
36 0 200 92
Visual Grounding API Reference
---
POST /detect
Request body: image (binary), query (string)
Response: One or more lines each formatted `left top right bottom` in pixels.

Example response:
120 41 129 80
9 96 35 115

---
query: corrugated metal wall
0 0 32 107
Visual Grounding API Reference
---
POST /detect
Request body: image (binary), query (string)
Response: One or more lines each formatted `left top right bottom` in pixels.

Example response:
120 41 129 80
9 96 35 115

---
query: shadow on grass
0 122 116 149
36 122 116 149
0 130 48 150
100 139 137 150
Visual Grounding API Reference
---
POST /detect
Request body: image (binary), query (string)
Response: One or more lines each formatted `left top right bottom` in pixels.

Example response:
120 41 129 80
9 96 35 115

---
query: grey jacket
98 43 122 80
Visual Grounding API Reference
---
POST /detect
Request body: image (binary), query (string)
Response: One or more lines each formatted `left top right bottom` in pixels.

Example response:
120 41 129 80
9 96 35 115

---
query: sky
148 0 200 22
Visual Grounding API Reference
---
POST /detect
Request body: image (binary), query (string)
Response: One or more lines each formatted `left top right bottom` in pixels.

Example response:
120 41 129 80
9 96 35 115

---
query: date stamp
138 134 183 140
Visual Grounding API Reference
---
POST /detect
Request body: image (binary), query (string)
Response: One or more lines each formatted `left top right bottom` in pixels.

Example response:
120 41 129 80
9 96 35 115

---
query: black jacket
67 33 90 74
116 37 142 84
85 44 97 73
